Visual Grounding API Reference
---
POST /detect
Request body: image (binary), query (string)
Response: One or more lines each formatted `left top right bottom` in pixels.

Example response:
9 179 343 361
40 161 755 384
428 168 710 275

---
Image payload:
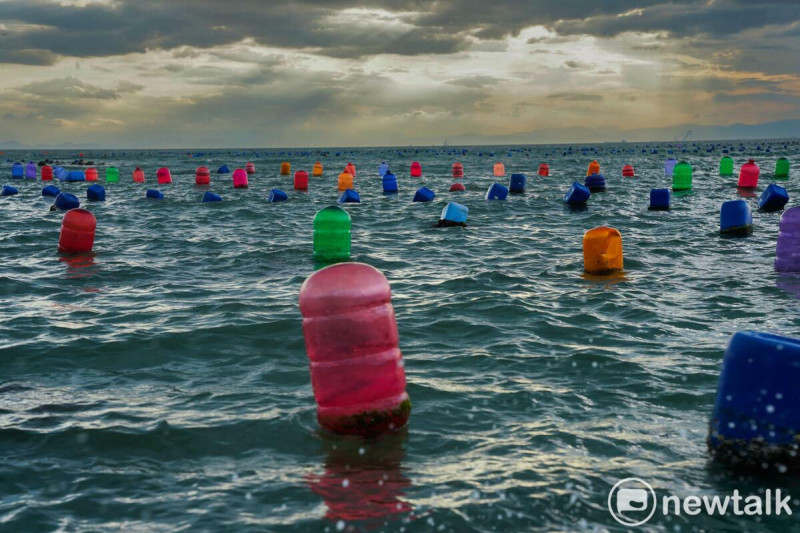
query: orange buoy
312 161 323 176
583 227 623 274
587 160 600 176
132 167 145 183
280 161 291 175
493 162 505 177
338 172 354 191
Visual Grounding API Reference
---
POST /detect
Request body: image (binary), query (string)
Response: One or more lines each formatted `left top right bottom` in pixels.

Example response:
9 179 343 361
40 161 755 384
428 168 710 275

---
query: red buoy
58 208 96 254
85 168 98 181
410 161 422 177
538 163 549 177
294 170 309 190
245 162 256 174
133 167 145 183
41 165 53 181
232 168 249 188
452 162 464 178
195 166 210 185
156 167 172 184
449 183 465 192
345 162 356 178
622 164 635 177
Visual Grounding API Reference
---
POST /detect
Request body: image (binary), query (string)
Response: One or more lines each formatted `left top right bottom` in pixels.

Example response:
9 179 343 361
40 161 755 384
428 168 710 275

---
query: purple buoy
776 207 800 272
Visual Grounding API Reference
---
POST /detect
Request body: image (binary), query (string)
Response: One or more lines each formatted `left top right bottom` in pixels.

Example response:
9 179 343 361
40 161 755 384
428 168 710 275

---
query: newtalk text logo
608 478 792 527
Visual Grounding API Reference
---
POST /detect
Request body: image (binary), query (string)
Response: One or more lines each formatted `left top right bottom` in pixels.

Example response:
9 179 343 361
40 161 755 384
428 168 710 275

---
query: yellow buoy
583 226 623 274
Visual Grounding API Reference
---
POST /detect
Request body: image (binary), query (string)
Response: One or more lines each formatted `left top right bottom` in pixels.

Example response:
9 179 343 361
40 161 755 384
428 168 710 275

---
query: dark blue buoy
42 185 60 197
759 184 789 212
720 199 752 236
65 170 86 182
648 188 670 211
485 183 508 200
709 331 800 470
54 192 80 210
563 182 590 205
202 191 222 203
217 165 230 174
584 173 606 192
87 184 105 202
382 171 398 194
509 173 526 193
146 189 164 200
267 188 288 202
413 187 435 202
1 184 18 196
338 189 361 203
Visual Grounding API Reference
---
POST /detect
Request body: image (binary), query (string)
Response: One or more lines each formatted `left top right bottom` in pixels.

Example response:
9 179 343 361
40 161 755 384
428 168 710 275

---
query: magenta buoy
156 167 172 184
738 159 760 188
410 161 422 177
232 168 249 188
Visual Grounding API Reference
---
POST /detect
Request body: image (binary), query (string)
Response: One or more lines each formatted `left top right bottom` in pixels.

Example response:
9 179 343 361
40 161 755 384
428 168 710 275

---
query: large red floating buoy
58 208 96 254
157 167 172 184
195 166 210 185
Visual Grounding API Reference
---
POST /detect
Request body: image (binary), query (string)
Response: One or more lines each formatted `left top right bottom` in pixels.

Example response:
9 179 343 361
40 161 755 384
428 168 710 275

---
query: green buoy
719 156 733 176
775 157 790 179
672 161 692 191
106 166 120 183
313 206 351 262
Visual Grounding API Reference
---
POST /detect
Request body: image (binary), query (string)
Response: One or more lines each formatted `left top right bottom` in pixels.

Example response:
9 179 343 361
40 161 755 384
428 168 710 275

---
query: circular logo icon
607 478 657 527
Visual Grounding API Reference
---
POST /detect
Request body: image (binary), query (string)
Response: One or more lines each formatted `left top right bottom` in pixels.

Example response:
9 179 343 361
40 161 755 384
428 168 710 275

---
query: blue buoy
382 171 398 194
509 173 526 193
584 173 606 192
378 162 389 177
87 184 106 202
202 191 222 203
54 167 68 181
709 331 800 469
759 184 789 212
54 192 80 210
1 184 18 196
338 189 361 203
267 189 289 202
146 189 164 200
720 199 752 236
413 186 435 202
563 182 590 205
438 201 468 226
217 165 230 174
42 185 60 197
648 188 670 211
11 162 23 179
485 183 508 200
66 170 86 182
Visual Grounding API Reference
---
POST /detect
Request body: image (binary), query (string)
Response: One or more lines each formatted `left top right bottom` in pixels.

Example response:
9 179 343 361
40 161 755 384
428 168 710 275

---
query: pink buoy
345 162 356 178
493 162 505 177
299 262 411 437
133 167 145 183
85 168 98 181
245 162 256 174
452 162 464 178
294 170 309 190
232 168 249 188
538 163 549 177
738 159 760 189
58 208 96 254
622 164 635 177
156 167 172 184
410 161 422 177
195 166 210 185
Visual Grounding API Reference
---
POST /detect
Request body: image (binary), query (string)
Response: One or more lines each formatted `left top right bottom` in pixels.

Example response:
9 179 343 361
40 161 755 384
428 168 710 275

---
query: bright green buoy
313 206 351 262
775 157 790 179
719 156 734 176
106 166 120 182
672 161 692 191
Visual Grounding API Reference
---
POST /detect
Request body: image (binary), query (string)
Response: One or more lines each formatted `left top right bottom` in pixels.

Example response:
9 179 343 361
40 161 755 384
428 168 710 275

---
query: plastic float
509 173 525 193
268 189 289 203
708 332 800 470
449 183 465 192
338 171 354 191
538 163 549 177
412 187 434 202
245 162 256 174
11 162 23 178
202 191 222 203
54 192 80 210
299 262 411 436
583 227 623 274
232 168 249 188
338 189 361 203
58 208 96 254
294 170 309 190
313 206 351 262
493 162 505 177
281 162 291 175
41 165 53 181
42 185 60 197
485 183 508 200
586 160 600 176
584 172 606 193
775 207 800 272
720 199 752 236
737 159 759 189
54 167 67 181
378 162 389 177
156 167 172 184
25 162 36 179
649 188 670 211
195 166 211 185
719 156 734 176
1 185 18 196
66 170 86 182
345 163 356 178
621 164 635 177
382 171 398 194
452 162 464 178
410 161 422 177
85 168 98 181
775 157 790 179
672 161 692 191
563 182 590 205
758 184 788 212
217 165 230 174
105 167 119 183
146 189 164 200
437 202 468 227
312 161 324 176
132 167 145 183
665 157 678 176
86 184 105 201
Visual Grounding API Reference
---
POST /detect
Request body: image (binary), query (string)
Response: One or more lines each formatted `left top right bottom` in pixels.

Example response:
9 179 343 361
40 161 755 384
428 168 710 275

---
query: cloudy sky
0 0 798 147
